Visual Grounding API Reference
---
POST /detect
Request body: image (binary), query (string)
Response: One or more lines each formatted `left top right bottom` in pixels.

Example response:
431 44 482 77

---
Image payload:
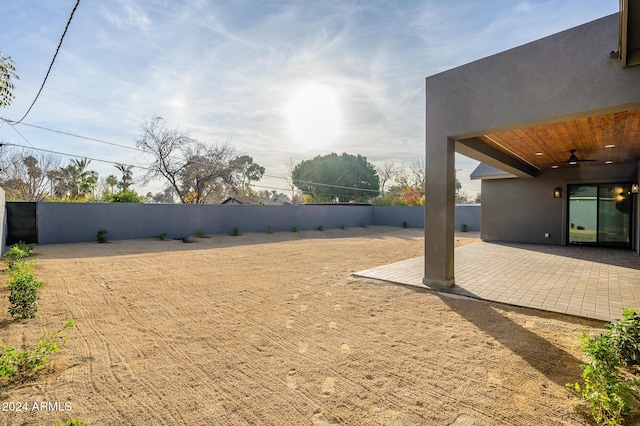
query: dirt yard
0 226 612 425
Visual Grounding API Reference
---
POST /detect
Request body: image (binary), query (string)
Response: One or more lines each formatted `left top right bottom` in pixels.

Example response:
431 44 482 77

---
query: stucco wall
481 164 638 245
427 14 640 142
371 205 480 231
32 204 481 244
36 203 374 244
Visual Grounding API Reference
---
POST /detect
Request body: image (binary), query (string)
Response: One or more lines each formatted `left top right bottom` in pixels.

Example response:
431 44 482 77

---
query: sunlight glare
286 84 342 149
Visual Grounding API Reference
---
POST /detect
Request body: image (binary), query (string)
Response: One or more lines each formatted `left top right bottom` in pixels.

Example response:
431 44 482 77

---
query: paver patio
354 238 640 322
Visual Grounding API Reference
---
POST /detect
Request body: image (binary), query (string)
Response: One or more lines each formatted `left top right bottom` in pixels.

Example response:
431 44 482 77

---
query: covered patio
418 4 640 321
355 235 640 322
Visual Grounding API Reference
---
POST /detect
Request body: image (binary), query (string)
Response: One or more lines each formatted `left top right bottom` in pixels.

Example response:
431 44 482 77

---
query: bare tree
376 160 396 195
179 141 238 204
0 148 60 201
136 117 196 203
396 158 425 191
136 117 245 204
284 158 300 204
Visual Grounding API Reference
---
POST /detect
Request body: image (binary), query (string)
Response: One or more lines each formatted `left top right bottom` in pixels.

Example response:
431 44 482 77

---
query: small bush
0 321 74 386
266 225 273 234
460 224 468 232
195 228 206 238
340 224 346 230
104 190 142 203
317 225 324 231
231 226 240 236
359 222 367 228
402 221 408 228
291 225 298 233
7 262 42 319
96 229 108 243
3 242 34 269
55 420 87 426
567 307 640 426
153 232 167 241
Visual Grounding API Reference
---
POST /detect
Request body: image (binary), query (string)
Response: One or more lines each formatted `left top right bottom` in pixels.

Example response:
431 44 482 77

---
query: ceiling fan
566 149 596 165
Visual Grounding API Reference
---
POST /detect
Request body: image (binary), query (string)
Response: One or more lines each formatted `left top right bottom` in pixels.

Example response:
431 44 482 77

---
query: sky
0 0 620 199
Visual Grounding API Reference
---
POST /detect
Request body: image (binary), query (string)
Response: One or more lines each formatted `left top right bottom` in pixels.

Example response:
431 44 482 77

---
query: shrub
291 225 298 233
231 226 240 236
96 229 108 243
317 225 324 231
266 225 273 234
460 224 468 232
104 190 142 203
153 232 167 241
340 224 346 230
55 420 87 426
3 242 34 269
567 307 640 426
195 228 206 238
402 221 408 228
0 321 74 386
7 262 42 319
359 222 367 228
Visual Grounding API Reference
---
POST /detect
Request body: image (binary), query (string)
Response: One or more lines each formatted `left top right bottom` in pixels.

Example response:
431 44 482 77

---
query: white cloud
99 0 150 30
0 0 620 196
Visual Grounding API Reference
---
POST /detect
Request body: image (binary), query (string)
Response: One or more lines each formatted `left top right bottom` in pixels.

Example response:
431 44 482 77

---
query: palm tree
105 174 118 194
70 158 97 199
115 163 133 191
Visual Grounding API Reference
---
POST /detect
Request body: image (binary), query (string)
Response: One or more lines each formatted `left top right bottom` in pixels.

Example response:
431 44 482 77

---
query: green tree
230 155 265 196
48 158 98 200
115 163 133 191
292 153 380 202
0 52 18 108
105 175 118 194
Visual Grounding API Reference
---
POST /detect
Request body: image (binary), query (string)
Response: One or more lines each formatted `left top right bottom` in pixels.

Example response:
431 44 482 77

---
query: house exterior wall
481 164 638 245
425 13 640 285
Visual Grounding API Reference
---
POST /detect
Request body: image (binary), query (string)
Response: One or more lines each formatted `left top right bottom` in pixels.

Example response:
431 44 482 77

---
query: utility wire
6 122 35 148
14 121 140 152
1 142 147 171
8 0 81 125
2 121 381 194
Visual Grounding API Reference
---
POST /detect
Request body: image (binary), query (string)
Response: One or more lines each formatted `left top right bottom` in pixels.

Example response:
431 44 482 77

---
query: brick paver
353 241 640 322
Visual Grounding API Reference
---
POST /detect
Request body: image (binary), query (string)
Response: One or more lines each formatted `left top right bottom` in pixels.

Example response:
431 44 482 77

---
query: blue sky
0 0 619 197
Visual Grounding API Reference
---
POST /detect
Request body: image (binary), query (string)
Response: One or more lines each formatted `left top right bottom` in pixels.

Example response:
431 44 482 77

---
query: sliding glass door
568 183 632 248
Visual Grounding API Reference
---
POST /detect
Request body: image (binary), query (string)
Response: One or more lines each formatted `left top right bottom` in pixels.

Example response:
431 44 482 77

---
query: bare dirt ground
0 226 611 425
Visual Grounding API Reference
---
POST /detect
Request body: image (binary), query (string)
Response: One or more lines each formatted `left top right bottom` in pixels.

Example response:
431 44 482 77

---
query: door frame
565 182 634 249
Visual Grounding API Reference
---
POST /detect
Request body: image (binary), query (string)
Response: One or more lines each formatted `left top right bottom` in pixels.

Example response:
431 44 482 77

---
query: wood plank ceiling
478 109 640 170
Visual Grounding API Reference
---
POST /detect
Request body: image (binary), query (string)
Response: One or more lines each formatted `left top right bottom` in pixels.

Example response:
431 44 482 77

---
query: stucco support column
423 136 456 288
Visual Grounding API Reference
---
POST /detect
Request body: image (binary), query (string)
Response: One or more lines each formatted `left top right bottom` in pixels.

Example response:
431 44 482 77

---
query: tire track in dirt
6 229 593 425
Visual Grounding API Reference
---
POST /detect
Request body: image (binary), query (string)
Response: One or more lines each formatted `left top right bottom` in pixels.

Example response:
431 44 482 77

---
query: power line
1 118 383 196
14 121 140 152
6 122 35 148
3 122 381 195
1 142 147 171
9 0 81 125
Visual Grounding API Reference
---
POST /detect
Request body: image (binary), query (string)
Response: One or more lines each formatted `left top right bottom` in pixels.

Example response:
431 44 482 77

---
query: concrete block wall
36 203 374 244
372 205 480 231
33 203 481 244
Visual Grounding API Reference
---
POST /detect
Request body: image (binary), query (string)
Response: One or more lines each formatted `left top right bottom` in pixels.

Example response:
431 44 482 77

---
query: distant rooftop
470 163 517 180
